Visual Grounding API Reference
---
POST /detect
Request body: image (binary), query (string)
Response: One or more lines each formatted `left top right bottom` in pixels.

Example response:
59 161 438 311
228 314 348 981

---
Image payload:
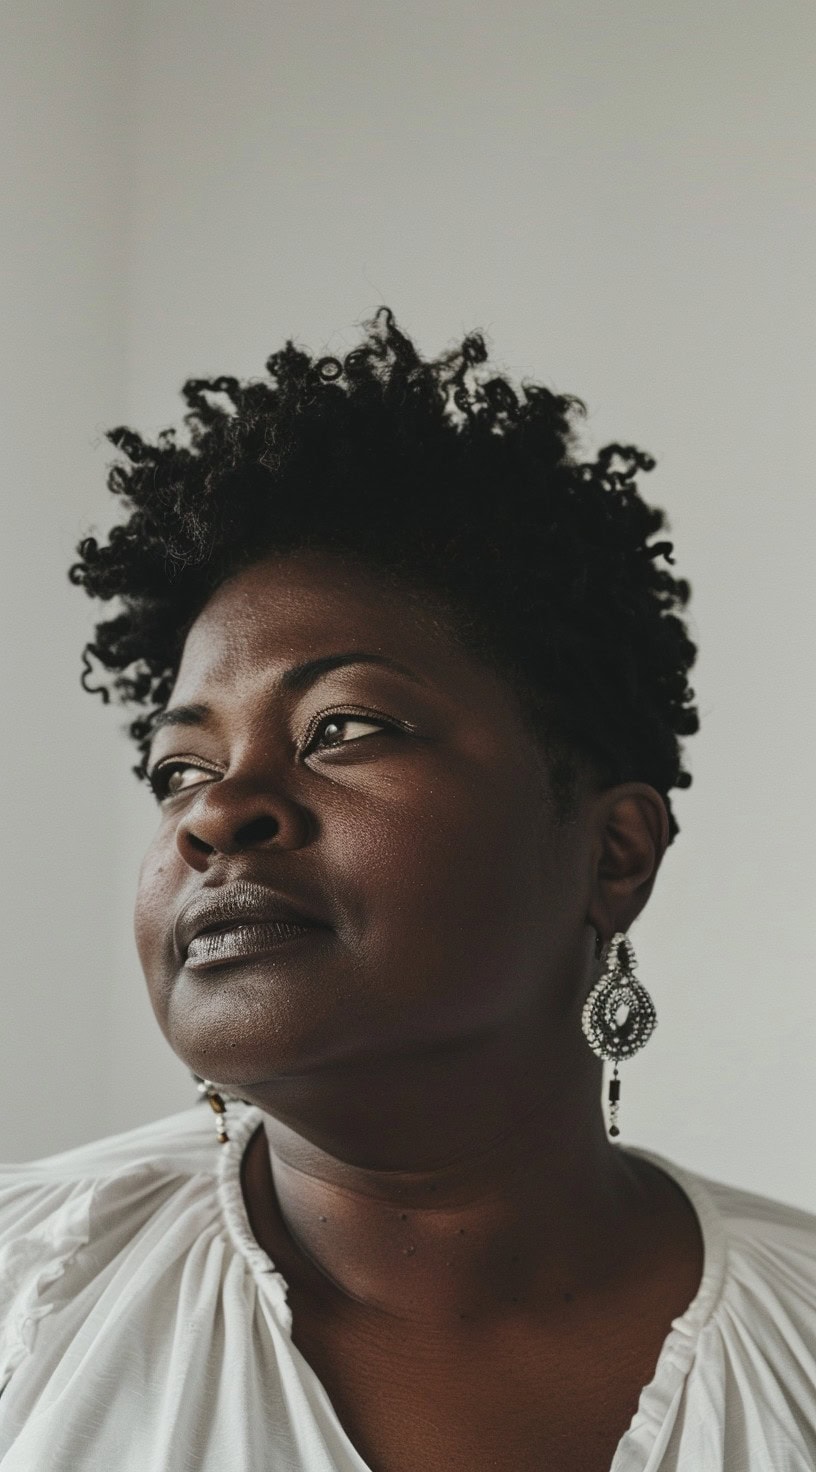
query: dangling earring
581 931 657 1138
194 1074 229 1144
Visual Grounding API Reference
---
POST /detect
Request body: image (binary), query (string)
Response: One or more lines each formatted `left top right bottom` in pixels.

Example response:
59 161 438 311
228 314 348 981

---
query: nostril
176 793 312 859
188 832 215 856
235 815 281 844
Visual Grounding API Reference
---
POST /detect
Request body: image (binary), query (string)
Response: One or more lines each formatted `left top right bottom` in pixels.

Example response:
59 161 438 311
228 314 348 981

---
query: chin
164 976 384 1090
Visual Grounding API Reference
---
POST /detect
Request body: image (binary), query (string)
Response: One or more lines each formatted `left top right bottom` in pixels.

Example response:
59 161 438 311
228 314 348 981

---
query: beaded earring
194 1075 230 1143
581 931 657 1137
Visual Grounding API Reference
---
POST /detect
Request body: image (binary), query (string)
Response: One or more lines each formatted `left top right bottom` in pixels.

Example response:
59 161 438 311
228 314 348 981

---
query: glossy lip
175 880 331 959
184 919 322 970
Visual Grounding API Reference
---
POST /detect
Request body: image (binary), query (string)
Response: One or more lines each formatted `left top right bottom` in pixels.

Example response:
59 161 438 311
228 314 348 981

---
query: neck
240 1024 656 1328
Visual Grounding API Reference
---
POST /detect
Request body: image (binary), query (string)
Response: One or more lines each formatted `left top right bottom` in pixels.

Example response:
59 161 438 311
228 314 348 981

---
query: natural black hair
69 306 699 843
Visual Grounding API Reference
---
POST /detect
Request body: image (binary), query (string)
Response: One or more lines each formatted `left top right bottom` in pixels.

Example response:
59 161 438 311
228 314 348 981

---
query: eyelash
146 709 397 801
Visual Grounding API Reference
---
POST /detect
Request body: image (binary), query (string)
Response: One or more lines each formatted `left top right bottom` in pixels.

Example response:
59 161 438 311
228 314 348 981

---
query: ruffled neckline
216 1103 294 1332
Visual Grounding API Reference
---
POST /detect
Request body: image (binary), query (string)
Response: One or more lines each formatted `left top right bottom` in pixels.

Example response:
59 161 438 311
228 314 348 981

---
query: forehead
173 548 477 694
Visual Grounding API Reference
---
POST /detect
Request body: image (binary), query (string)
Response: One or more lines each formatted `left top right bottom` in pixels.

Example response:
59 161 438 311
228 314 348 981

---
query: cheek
133 838 177 1017
349 776 563 1023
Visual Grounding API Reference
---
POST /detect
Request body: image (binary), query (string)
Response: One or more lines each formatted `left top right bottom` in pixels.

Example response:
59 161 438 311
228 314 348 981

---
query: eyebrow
147 651 426 745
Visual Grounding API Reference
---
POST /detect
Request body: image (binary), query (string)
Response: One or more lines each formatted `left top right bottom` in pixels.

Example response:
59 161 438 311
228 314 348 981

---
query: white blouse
1 1101 814 1471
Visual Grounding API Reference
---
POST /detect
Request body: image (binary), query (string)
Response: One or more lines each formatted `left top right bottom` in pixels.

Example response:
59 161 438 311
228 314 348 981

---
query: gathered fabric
1 1101 814 1471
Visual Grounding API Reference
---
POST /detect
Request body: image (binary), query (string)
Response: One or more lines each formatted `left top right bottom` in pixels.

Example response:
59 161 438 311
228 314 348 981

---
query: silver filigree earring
581 931 657 1137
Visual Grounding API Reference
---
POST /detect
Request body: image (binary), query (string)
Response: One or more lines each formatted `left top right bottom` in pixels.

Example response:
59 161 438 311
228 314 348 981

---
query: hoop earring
581 932 657 1137
194 1074 229 1144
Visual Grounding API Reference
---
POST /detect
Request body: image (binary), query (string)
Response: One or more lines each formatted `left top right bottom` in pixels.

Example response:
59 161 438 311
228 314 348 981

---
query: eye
146 760 216 802
305 712 390 753
146 713 394 800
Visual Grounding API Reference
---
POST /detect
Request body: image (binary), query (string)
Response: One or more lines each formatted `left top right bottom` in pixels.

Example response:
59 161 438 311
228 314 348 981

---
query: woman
1 308 813 1471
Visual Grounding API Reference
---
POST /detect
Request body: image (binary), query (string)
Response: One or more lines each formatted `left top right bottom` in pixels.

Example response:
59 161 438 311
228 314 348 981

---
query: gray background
2 1 813 1208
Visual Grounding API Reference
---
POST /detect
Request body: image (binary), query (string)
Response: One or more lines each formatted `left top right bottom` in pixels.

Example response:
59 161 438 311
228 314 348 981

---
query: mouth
184 919 324 970
175 880 332 965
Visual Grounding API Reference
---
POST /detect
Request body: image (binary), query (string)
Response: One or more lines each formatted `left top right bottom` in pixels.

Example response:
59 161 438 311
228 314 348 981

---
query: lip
184 919 322 970
175 880 331 959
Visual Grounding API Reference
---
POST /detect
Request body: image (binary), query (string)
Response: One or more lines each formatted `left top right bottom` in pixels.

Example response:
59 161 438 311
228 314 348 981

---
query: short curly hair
69 306 699 843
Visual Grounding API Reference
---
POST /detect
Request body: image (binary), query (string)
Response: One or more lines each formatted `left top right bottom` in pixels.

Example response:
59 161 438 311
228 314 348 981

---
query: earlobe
589 783 669 938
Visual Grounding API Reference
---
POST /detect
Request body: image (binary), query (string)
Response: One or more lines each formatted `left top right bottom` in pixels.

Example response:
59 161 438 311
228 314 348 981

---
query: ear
586 783 669 944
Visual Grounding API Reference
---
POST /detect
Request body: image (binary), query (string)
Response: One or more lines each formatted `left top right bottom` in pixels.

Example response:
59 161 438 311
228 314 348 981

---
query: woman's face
134 548 600 1092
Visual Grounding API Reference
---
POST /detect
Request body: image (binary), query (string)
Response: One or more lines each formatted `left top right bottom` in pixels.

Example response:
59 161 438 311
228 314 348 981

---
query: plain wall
3 1 814 1210
1 0 131 1153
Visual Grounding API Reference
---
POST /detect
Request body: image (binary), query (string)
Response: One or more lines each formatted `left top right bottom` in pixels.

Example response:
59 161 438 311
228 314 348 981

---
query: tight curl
69 306 699 843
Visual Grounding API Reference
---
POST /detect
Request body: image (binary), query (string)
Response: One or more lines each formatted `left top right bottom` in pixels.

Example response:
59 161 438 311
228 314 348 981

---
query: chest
287 1294 672 1472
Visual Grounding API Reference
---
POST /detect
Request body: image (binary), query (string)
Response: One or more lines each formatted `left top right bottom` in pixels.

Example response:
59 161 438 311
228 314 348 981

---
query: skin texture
134 548 704 1472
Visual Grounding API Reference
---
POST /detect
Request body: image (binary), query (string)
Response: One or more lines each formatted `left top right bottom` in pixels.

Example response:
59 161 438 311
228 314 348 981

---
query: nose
174 772 312 866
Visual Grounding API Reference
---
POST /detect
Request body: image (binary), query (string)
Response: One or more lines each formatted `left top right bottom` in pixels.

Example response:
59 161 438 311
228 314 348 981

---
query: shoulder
693 1162 816 1300
633 1145 816 1299
615 1149 816 1466
0 1102 221 1246
669 1154 816 1452
2 1099 222 1189
706 1172 816 1239
699 1167 816 1348
0 1103 226 1392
